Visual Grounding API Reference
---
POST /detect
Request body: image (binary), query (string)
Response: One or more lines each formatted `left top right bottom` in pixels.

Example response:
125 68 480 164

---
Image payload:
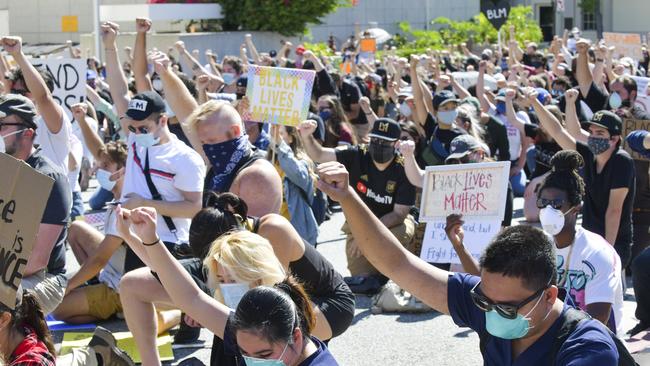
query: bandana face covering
203 135 250 192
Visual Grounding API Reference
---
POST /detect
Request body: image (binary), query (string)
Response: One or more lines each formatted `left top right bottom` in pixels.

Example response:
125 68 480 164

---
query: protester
0 94 71 314
300 117 415 292
316 161 620 364
317 95 357 147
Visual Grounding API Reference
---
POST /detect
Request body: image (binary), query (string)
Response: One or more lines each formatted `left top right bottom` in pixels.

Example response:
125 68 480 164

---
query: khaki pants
21 270 67 315
342 215 416 276
57 347 98 366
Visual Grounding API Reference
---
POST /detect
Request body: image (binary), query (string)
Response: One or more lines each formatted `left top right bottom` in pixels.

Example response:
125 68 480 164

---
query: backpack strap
143 150 179 241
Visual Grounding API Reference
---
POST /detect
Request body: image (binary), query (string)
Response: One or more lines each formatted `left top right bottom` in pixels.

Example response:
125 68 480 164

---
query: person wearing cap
298 117 416 291
408 57 467 166
0 94 72 314
2 36 72 175
478 61 530 197
529 89 636 270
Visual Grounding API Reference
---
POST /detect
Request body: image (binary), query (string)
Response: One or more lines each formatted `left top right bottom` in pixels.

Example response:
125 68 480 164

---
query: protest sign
603 32 643 61
481 0 510 30
360 38 377 53
61 331 173 363
30 58 87 118
243 65 315 127
0 154 53 309
420 219 501 264
452 71 498 91
419 161 511 222
622 119 650 161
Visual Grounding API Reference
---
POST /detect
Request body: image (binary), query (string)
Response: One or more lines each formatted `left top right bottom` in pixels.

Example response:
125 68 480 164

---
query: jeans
70 191 85 219
89 187 114 211
526 146 537 174
509 167 527 197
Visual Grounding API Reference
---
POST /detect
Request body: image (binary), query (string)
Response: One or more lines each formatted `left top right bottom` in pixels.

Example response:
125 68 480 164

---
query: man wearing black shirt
0 94 71 314
299 117 416 280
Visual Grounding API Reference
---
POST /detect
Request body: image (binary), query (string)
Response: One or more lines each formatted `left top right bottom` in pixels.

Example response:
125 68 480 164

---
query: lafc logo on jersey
386 181 396 193
378 122 390 132
360 174 368 181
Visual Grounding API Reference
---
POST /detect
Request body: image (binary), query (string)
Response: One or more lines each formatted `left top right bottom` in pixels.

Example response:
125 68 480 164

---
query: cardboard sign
452 71 498 91
481 0 511 30
360 38 377 53
60 331 173 363
420 219 501 264
30 58 87 119
622 119 650 161
243 65 315 127
603 32 643 61
0 154 53 309
419 161 511 222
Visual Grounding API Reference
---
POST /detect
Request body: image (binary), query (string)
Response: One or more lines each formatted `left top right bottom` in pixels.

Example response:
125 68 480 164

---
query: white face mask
539 205 574 236
96 169 117 191
0 130 23 154
399 103 412 118
219 282 250 309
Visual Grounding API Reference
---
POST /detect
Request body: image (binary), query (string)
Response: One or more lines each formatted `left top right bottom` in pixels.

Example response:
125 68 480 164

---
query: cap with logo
445 134 486 163
125 91 166 121
494 89 508 102
368 118 400 142
0 94 37 129
432 90 460 109
582 110 622 136
236 76 248 88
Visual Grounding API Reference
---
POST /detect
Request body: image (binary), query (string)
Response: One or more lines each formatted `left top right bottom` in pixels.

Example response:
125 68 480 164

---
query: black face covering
368 142 395 164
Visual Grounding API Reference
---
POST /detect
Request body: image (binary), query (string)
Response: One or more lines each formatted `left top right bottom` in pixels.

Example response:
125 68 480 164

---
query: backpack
298 187 329 226
478 308 638 365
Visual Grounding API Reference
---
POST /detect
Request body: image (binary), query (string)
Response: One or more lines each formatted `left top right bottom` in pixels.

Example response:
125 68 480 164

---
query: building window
582 10 596 31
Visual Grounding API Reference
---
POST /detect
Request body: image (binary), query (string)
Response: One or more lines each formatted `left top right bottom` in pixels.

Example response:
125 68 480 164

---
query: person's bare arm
24 224 64 276
477 61 494 113
564 89 589 144
527 89 576 151
175 41 209 77
2 37 64 133
397 140 424 188
358 96 377 125
0 52 10 94
379 204 410 229
409 56 429 126
244 34 261 65
101 22 131 133
575 39 593 98
445 214 481 276
644 133 650 149
586 303 613 326
605 188 628 245
317 162 451 314
123 189 202 219
134 18 153 93
450 73 471 100
504 89 528 135
71 103 104 161
296 120 336 163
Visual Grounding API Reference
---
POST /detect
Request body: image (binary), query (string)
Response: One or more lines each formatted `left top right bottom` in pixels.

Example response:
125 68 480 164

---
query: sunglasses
128 125 150 134
536 198 565 210
470 280 548 319
0 122 26 130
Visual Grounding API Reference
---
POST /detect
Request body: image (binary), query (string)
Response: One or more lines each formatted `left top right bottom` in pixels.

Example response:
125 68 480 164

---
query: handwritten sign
0 154 53 309
622 119 650 161
30 58 87 119
243 65 315 127
603 32 643 61
481 0 511 30
419 161 510 222
420 219 501 264
60 331 173 363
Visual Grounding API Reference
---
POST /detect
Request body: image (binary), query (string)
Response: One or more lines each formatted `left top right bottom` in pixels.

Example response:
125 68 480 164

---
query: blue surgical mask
609 92 622 110
485 291 546 339
96 169 117 191
587 136 611 155
318 109 332 121
438 109 458 125
496 102 506 115
134 133 160 148
242 342 289 366
222 73 237 85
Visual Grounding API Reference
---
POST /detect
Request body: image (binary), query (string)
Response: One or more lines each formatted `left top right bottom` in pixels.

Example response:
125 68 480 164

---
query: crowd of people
0 17 649 365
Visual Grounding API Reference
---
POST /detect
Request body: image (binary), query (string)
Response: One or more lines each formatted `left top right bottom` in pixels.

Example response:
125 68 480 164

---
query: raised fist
136 18 152 33
1 36 22 55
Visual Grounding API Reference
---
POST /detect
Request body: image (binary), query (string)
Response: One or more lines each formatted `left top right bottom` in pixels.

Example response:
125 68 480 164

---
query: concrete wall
612 0 650 34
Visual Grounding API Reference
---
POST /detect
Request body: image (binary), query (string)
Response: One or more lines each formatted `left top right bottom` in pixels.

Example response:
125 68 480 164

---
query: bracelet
596 58 604 63
142 237 161 246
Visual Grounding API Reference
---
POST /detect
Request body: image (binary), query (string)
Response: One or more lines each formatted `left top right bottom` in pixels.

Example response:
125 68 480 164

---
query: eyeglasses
470 280 548 319
536 198 565 210
128 125 150 134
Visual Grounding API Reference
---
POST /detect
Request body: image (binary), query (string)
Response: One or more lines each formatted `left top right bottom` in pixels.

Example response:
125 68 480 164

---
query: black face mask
368 142 395 164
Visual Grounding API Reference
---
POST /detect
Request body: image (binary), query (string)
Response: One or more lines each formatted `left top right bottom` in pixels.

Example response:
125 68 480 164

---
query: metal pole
93 0 101 61
425 0 430 30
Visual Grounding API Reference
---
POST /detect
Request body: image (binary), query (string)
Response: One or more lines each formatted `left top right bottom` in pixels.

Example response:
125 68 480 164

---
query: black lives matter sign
0 154 52 309
481 0 511 30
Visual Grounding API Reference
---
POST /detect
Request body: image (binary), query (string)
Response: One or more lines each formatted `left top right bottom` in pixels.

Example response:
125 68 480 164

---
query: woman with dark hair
317 95 357 148
0 289 55 366
119 206 339 365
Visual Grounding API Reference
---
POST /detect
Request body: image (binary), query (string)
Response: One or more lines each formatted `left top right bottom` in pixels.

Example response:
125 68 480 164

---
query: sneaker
627 322 650 337
173 315 201 344
88 326 135 366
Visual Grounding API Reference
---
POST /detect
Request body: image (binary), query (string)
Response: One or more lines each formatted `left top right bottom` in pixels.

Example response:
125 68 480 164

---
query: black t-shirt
424 113 465 151
583 82 609 113
524 124 563 178
336 145 416 218
289 242 345 298
484 116 511 161
25 147 71 275
576 142 635 247
339 79 361 111
633 160 650 225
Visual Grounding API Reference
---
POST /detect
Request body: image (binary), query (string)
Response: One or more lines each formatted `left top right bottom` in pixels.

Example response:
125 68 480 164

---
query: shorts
311 282 355 338
21 271 67 315
152 257 211 296
84 283 122 320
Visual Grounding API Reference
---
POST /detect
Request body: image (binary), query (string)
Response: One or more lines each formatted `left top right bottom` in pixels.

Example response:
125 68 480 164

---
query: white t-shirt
98 207 127 292
71 116 99 165
489 107 530 160
35 114 72 174
121 133 206 244
556 228 624 336
67 133 83 193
